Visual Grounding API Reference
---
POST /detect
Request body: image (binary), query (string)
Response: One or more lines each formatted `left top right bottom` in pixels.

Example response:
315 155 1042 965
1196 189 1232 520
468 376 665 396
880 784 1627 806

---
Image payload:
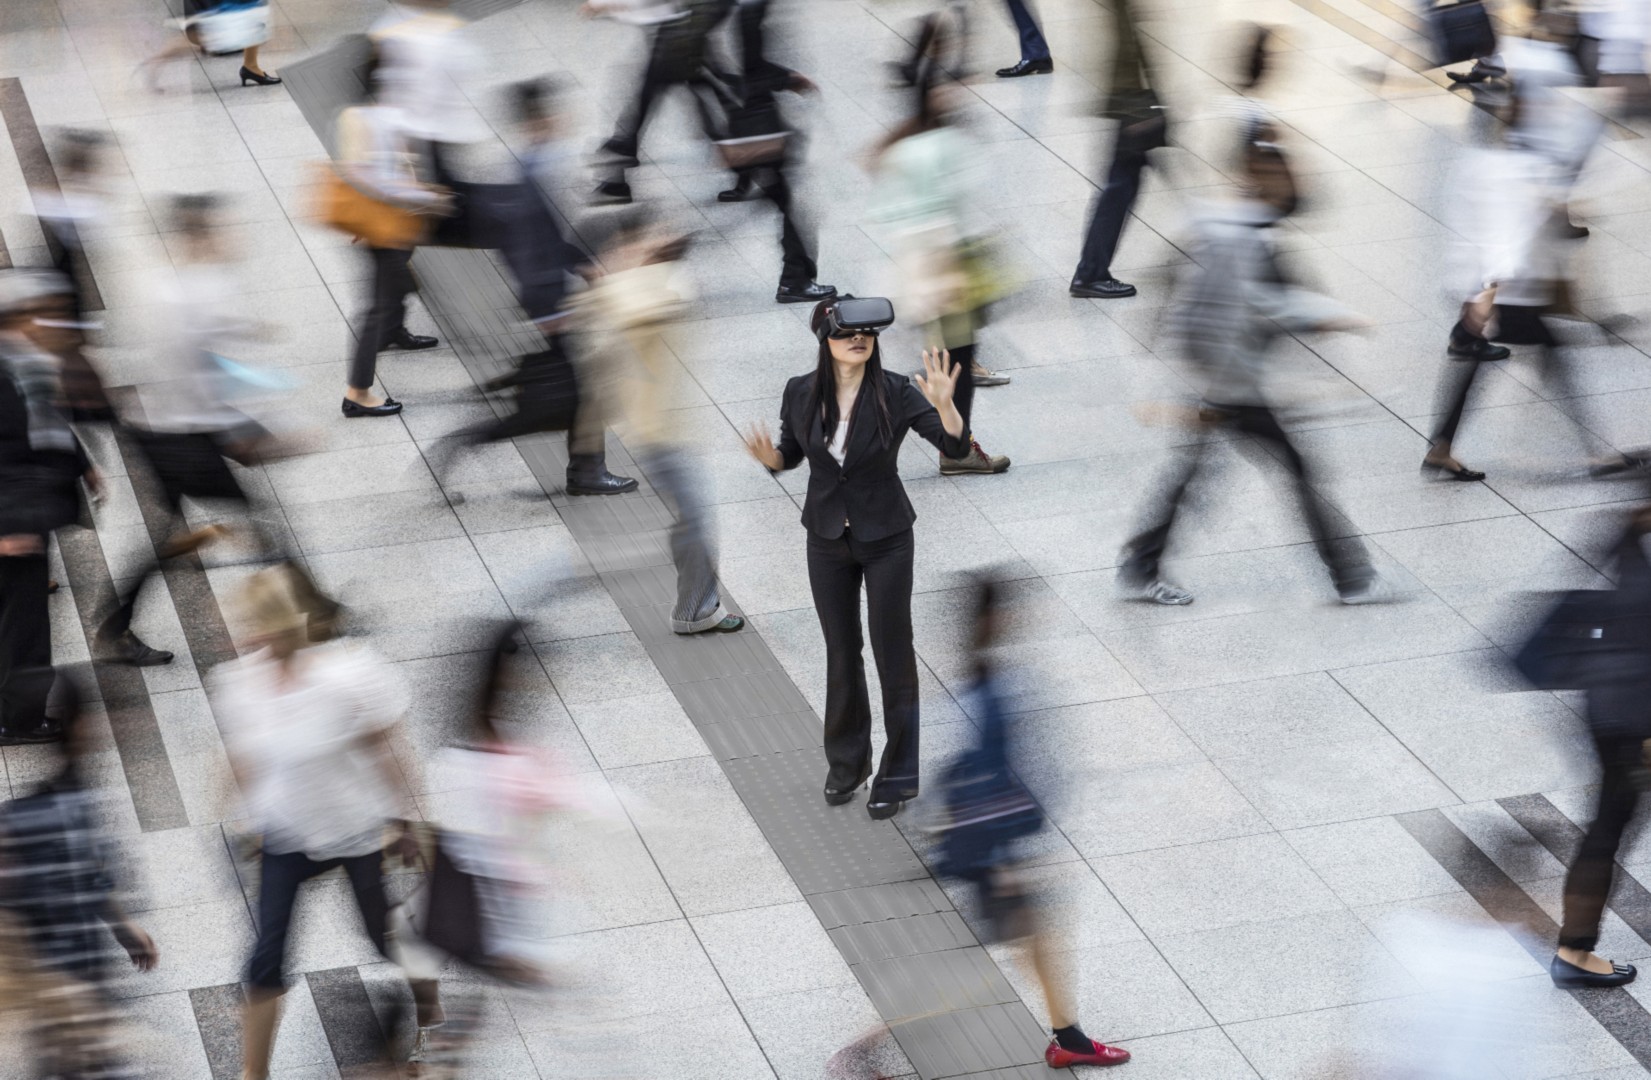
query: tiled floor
9 0 1651 1075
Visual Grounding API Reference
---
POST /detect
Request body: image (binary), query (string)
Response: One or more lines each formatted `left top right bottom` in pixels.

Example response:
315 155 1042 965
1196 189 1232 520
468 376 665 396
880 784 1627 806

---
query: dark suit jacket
774 370 970 542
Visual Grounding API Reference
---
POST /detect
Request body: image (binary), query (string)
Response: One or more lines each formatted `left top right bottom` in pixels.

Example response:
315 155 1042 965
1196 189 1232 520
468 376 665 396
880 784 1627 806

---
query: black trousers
1432 306 1593 451
248 848 389 990
736 162 818 286
1122 404 1370 592
607 53 724 164
946 342 977 431
1074 127 1150 282
1559 734 1645 952
0 555 52 734
807 527 919 802
349 247 416 391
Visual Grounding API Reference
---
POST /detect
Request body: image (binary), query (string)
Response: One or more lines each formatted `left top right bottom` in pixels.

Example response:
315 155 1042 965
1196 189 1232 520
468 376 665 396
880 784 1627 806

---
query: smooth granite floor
8 0 1651 1076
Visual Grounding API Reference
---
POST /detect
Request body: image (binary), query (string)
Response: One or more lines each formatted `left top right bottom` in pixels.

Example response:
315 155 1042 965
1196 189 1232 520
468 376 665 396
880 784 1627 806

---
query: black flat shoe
996 58 1053 78
239 66 282 86
1550 955 1636 988
592 180 633 206
342 397 403 418
867 800 904 820
0 723 63 746
386 329 438 351
825 766 872 806
565 471 638 496
1447 337 1511 361
776 281 836 304
1421 459 1486 482
600 140 640 167
1070 277 1137 299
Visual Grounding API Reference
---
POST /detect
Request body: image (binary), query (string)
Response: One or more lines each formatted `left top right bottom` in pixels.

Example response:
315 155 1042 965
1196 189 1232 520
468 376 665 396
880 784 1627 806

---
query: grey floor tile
1157 909 1421 1025
741 983 912 1080
1156 670 1386 759
519 1000 774 1079
1052 759 1274 859
1213 734 1459 830
692 900 856 1001
609 756 801 917
994 936 1214 1043
566 691 709 770
1095 833 1344 938
1282 816 1466 908
537 631 670 705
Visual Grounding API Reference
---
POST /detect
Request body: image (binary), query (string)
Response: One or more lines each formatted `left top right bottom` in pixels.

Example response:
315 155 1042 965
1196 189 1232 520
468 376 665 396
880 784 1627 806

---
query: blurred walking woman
211 567 436 1079
743 297 968 819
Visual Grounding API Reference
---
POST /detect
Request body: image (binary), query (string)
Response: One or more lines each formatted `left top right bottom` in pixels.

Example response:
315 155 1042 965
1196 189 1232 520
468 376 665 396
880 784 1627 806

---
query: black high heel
240 66 282 87
867 800 904 820
1421 459 1486 482
824 766 872 806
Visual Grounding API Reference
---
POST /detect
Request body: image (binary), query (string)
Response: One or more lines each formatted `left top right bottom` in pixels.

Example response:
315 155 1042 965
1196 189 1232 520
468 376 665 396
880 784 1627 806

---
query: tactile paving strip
280 37 1050 1076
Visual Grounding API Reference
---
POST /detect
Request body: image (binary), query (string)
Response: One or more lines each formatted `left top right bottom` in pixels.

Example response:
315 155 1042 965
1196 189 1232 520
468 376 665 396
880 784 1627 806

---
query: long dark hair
807 299 894 449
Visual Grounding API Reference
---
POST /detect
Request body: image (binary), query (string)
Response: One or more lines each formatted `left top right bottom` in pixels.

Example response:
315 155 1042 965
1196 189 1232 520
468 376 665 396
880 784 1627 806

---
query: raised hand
743 421 783 471
912 348 959 411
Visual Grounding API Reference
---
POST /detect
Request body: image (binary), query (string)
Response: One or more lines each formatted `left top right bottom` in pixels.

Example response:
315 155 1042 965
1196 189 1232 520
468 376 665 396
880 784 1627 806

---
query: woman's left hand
913 348 959 410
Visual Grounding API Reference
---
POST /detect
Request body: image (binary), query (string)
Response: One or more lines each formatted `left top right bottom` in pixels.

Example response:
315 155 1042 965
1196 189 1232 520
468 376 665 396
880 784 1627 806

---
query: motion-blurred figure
714 0 836 305
933 578 1130 1070
868 65 1011 475
212 567 438 1080
335 58 452 419
1117 135 1381 606
97 195 333 667
0 676 160 1080
1068 0 1164 301
32 131 113 421
0 270 98 746
588 215 743 632
369 0 482 180
589 0 735 204
1423 44 1640 483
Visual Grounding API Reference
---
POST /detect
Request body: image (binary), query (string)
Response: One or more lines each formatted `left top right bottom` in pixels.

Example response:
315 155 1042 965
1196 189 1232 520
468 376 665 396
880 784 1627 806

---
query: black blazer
774 370 970 542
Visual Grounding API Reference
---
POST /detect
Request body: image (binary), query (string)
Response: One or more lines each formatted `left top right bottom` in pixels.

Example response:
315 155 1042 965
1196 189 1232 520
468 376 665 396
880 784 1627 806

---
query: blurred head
237 566 314 660
513 76 567 141
0 269 75 350
1243 140 1299 217
171 193 225 261
807 296 894 446
1238 24 1276 92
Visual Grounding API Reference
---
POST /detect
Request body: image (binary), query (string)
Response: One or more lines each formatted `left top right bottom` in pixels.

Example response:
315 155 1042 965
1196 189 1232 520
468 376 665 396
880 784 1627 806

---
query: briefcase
1430 0 1496 68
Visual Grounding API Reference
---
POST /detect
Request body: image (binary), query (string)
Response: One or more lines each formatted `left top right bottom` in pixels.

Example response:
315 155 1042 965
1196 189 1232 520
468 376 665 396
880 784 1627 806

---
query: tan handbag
312 163 427 250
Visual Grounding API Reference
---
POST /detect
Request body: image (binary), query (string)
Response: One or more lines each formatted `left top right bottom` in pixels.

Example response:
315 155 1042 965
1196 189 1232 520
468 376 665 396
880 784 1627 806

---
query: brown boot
940 439 1010 475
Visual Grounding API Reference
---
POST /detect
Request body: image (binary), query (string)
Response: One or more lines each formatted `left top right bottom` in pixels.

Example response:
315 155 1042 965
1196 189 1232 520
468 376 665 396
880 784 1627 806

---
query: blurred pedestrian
333 57 453 419
1069 0 1165 300
97 195 333 667
211 567 438 1080
933 577 1130 1069
589 215 742 631
868 69 1012 475
142 0 281 90
742 297 969 819
589 0 736 204
0 675 160 1080
1117 136 1382 606
32 130 114 421
1520 506 1651 988
0 269 100 745
994 0 1053 78
713 0 837 305
368 0 483 182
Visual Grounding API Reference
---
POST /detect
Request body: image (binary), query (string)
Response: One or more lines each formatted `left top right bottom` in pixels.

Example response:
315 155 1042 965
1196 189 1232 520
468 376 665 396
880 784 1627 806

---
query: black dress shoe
996 58 1053 78
1447 336 1511 361
97 630 174 667
1070 277 1137 299
867 800 904 820
1421 459 1486 482
342 397 403 418
0 723 63 746
776 281 837 304
600 139 640 167
239 66 282 86
1550 954 1636 988
718 177 761 203
592 180 633 205
565 470 639 496
386 329 439 351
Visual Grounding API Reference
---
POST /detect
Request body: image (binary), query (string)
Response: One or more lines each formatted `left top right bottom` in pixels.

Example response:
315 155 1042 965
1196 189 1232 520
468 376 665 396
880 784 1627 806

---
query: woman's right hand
743 422 783 471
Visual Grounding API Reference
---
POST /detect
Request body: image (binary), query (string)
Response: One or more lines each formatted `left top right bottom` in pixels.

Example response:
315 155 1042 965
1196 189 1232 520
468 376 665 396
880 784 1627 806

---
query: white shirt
212 644 407 859
368 8 482 144
826 419 849 466
139 261 256 434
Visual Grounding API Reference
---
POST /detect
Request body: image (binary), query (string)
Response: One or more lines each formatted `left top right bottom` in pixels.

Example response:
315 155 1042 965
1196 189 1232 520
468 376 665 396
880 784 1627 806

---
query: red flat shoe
1046 1038 1130 1068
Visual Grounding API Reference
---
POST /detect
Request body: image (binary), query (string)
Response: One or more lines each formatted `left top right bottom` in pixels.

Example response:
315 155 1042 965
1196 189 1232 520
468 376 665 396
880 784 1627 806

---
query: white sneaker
1141 579 1194 606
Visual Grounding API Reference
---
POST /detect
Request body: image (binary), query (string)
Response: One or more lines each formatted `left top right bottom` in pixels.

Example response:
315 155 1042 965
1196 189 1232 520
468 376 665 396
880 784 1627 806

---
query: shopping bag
312 164 427 250
191 1 271 54
1430 0 1496 68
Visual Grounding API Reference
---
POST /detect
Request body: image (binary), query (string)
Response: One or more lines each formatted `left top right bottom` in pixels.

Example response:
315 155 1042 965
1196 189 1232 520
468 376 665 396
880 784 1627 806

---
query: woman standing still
743 297 969 819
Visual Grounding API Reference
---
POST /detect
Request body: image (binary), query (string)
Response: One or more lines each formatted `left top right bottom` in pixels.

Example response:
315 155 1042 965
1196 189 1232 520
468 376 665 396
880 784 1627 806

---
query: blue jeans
1005 0 1050 61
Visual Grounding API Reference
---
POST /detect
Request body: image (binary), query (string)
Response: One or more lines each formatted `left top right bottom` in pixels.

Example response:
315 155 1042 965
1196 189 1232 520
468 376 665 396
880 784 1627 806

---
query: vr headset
815 296 895 342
